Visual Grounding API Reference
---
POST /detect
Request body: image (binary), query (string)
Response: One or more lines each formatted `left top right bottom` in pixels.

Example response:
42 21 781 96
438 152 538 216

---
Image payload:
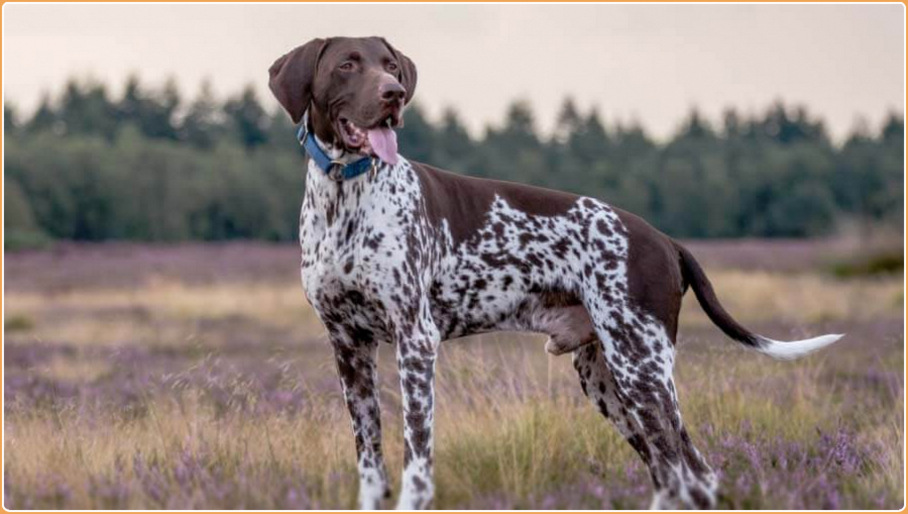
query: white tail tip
757 333 844 360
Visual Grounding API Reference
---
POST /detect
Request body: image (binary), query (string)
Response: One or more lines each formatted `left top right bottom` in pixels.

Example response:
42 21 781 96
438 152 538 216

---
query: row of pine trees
4 77 904 248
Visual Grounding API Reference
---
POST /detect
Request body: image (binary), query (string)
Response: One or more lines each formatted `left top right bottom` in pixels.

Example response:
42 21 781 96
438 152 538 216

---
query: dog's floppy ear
268 38 329 124
380 38 418 104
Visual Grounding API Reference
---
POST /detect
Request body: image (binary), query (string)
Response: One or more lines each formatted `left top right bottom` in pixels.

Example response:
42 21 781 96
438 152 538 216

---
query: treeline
4 77 904 247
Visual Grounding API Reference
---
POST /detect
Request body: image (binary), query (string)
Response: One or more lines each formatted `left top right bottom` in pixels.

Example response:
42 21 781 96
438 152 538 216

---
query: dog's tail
674 241 843 360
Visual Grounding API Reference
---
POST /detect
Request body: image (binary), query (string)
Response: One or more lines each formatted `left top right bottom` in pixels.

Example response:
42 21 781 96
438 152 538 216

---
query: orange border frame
0 2 905 514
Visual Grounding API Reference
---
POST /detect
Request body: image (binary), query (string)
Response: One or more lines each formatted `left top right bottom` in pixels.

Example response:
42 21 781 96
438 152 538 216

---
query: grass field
3 239 904 509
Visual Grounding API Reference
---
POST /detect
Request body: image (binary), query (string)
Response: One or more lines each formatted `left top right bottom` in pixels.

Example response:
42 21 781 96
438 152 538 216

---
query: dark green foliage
59 79 121 140
830 251 904 278
117 76 182 141
4 177 53 250
4 314 35 333
26 95 59 134
180 80 223 150
4 104 17 133
3 77 904 244
224 86 270 149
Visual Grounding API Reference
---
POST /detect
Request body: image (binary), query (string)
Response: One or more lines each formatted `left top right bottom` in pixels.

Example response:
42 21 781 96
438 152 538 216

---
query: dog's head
269 36 417 164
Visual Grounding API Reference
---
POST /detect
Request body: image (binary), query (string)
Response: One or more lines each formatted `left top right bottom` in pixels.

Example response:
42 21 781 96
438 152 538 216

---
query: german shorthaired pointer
268 36 842 510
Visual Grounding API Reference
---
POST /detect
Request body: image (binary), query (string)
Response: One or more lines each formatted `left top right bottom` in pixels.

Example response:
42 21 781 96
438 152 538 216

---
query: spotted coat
299 139 720 509
276 35 840 511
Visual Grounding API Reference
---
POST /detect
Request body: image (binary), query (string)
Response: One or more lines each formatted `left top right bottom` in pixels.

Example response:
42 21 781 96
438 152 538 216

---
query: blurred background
3 3 905 246
3 4 905 510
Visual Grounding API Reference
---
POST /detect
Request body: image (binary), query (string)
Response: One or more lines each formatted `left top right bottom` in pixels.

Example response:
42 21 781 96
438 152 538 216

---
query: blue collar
297 124 376 181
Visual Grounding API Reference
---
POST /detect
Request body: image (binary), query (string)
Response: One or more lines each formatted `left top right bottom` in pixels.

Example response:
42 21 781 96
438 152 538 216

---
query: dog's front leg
393 313 440 509
330 336 390 509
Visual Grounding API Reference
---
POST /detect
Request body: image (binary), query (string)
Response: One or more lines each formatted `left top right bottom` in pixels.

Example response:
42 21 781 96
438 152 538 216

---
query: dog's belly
428 279 597 349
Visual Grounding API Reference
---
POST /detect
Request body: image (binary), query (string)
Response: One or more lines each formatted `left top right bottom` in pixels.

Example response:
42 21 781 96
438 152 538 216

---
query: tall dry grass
3 244 904 509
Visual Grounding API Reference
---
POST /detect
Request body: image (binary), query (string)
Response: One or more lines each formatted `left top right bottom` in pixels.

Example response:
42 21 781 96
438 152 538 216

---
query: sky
3 3 905 141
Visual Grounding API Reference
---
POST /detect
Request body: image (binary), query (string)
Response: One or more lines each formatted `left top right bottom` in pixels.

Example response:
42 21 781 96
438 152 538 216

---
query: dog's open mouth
337 114 400 165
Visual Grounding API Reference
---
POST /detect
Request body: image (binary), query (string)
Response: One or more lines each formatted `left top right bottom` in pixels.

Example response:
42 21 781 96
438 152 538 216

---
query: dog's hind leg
330 335 390 509
572 337 717 509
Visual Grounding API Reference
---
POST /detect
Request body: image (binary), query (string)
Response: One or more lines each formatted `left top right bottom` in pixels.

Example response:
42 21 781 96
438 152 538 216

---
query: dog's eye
387 61 399 72
339 61 355 71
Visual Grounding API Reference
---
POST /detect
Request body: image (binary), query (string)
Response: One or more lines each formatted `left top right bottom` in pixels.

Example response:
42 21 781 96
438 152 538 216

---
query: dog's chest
298 160 424 322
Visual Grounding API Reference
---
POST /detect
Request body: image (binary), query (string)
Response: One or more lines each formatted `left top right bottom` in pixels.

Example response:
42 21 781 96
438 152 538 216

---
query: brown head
268 36 417 163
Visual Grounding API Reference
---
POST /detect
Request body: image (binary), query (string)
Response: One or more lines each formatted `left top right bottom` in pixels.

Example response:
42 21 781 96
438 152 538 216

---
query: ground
3 239 904 509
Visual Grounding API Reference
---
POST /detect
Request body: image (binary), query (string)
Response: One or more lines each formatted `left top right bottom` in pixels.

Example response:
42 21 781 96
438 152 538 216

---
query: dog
268 36 842 510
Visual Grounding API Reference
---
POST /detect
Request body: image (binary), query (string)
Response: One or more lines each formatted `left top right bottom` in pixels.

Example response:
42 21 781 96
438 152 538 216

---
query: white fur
756 333 844 360
357 465 386 510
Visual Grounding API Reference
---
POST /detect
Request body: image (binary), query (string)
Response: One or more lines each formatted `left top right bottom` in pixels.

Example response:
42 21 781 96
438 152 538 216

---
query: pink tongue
367 127 398 165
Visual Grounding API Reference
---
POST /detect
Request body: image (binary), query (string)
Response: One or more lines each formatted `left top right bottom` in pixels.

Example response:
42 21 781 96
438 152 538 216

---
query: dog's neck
304 134 400 215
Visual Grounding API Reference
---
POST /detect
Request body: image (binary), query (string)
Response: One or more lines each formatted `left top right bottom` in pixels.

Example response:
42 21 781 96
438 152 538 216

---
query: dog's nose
380 82 406 103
